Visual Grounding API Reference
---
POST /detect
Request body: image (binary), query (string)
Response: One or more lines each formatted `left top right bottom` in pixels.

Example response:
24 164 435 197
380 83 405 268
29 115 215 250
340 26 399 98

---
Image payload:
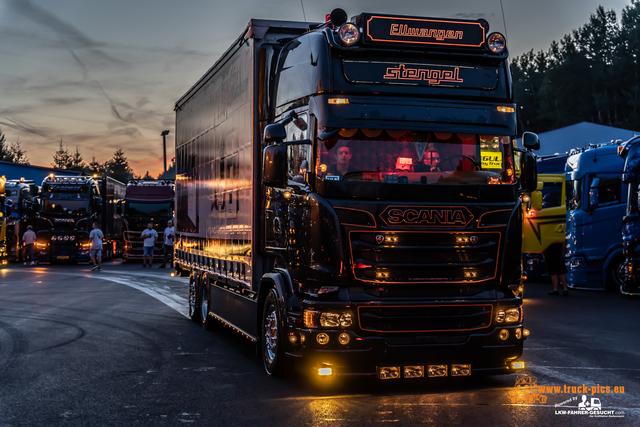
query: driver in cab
326 143 353 178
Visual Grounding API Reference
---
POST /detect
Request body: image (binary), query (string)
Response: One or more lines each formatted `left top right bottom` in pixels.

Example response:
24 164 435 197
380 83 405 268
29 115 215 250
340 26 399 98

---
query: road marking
25 269 190 319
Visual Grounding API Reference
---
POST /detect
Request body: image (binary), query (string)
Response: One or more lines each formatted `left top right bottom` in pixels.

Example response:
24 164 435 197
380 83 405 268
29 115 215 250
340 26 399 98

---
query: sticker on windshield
481 151 502 169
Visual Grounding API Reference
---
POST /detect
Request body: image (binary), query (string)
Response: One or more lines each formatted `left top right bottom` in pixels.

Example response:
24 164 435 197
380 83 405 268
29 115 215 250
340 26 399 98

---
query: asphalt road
0 262 638 426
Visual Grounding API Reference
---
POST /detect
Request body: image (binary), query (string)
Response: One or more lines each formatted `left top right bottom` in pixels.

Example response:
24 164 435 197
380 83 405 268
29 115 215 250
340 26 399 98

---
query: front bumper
287 326 525 378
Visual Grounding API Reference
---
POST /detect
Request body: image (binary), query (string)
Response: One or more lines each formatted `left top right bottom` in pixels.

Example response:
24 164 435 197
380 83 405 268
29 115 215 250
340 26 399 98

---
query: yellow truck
0 176 7 265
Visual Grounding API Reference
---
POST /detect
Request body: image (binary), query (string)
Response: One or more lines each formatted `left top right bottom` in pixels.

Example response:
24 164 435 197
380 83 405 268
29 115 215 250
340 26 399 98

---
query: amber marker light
497 106 515 113
523 329 530 337
320 164 327 172
283 191 291 199
328 98 349 104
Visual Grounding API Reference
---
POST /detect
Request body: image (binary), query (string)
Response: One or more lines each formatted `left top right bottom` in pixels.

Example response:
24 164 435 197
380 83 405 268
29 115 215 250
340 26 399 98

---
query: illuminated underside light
511 361 525 370
328 98 349 105
464 271 477 278
316 333 330 345
385 236 398 243
318 367 333 376
523 329 530 337
497 106 515 113
499 329 509 341
376 272 390 279
403 366 424 378
379 366 400 380
456 236 469 244
427 365 448 377
451 364 471 377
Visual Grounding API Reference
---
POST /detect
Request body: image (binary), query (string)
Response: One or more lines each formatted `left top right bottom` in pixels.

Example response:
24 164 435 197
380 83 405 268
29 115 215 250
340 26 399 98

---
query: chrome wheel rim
615 262 626 286
189 279 197 315
264 308 278 363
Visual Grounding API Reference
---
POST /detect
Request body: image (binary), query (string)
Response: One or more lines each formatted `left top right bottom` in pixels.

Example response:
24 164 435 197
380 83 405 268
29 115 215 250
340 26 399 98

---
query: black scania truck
175 10 539 379
36 175 125 263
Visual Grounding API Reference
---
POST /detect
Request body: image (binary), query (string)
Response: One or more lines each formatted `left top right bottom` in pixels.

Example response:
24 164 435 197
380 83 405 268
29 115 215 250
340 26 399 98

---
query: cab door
522 174 566 253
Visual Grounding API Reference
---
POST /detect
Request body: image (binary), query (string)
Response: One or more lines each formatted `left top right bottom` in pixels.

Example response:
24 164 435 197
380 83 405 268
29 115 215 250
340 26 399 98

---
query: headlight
70 235 75 241
487 32 506 53
495 307 521 323
63 235 69 241
338 23 359 46
304 310 353 328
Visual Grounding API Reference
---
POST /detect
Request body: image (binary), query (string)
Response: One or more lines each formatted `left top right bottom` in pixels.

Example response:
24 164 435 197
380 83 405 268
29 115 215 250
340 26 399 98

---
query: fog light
403 366 424 378
379 366 400 379
523 329 530 337
318 367 332 376
499 329 509 340
289 334 298 344
427 365 447 377
451 364 471 377
515 328 522 339
511 361 525 369
338 333 350 345
316 333 329 345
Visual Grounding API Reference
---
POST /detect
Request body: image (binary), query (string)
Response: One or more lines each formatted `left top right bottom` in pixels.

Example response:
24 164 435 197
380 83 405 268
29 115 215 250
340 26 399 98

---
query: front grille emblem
470 236 478 244
376 235 384 244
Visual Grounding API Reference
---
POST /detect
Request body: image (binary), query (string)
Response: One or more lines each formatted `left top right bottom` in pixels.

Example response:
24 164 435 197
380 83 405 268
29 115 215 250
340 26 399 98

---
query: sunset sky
0 0 632 176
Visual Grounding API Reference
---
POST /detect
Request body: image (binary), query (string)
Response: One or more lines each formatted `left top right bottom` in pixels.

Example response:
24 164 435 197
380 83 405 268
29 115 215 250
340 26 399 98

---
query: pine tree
8 139 29 164
68 146 86 172
52 140 72 169
104 147 133 183
88 156 105 176
0 128 15 162
157 157 176 179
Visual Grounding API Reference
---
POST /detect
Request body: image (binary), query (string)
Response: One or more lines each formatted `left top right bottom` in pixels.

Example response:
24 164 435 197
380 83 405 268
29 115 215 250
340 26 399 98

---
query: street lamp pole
161 130 170 173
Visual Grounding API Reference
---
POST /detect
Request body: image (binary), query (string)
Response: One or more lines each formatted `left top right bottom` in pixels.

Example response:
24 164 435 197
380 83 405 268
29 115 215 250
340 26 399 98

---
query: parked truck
3 178 39 261
0 176 7 266
619 136 640 294
122 179 175 262
36 175 125 263
565 143 628 289
175 10 539 379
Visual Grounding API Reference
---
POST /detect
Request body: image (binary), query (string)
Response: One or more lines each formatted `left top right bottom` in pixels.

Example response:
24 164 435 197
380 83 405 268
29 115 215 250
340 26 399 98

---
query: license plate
57 256 69 259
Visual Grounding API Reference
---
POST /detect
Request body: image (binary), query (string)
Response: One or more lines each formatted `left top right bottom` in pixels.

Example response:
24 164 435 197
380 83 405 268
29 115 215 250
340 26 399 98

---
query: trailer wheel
200 278 217 331
261 288 285 376
188 273 200 323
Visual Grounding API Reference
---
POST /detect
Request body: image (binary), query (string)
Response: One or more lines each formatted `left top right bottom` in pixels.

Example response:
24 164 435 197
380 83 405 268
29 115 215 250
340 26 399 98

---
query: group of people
20 221 175 271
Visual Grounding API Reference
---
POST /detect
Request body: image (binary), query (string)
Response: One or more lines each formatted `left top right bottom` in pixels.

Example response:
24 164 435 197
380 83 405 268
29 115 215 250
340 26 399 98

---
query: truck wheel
607 256 625 291
200 279 217 331
261 288 285 376
188 274 200 323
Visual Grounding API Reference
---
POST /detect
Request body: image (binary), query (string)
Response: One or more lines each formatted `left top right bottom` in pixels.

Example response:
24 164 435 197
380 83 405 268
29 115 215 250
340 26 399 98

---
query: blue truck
619 136 640 294
565 143 629 290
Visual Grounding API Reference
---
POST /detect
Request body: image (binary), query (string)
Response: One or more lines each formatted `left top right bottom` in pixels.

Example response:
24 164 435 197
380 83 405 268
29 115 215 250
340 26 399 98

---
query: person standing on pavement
159 220 174 268
22 225 37 266
141 222 158 268
89 222 104 271
543 243 569 296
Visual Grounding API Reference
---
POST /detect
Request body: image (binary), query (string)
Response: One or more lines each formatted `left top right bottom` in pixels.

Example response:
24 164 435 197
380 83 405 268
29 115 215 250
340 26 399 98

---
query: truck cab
3 178 38 261
565 144 628 289
619 136 640 294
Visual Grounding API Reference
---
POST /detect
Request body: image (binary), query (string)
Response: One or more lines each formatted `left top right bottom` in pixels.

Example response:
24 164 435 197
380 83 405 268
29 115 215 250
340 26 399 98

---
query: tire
188 273 200 323
261 288 286 376
200 278 217 331
607 256 625 291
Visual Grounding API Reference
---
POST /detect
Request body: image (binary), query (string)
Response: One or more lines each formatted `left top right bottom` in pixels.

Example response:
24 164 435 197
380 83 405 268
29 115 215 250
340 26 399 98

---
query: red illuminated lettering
383 64 463 85
390 24 464 41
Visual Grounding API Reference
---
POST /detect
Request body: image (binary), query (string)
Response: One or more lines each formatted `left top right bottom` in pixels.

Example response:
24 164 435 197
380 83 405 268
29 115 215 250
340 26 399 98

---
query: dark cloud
0 118 53 139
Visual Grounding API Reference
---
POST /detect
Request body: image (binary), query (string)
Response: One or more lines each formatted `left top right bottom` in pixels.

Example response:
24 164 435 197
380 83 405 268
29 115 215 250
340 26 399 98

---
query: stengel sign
364 14 486 48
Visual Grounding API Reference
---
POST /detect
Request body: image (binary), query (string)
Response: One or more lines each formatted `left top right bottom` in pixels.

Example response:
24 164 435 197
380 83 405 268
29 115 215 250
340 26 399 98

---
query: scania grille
358 304 493 333
350 231 500 283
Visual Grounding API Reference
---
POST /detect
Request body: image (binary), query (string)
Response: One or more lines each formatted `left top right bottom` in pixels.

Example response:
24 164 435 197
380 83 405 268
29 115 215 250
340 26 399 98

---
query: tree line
0 128 175 183
512 0 640 134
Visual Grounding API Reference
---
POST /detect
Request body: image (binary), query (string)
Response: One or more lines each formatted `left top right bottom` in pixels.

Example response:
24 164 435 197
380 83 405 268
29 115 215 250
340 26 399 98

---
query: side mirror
522 132 540 151
520 151 538 193
588 178 600 210
262 145 287 187
263 123 286 145
530 191 543 211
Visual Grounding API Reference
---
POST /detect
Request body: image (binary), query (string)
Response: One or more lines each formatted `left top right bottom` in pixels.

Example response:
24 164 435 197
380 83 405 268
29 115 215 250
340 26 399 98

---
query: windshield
125 202 172 218
317 129 515 185
43 199 89 215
